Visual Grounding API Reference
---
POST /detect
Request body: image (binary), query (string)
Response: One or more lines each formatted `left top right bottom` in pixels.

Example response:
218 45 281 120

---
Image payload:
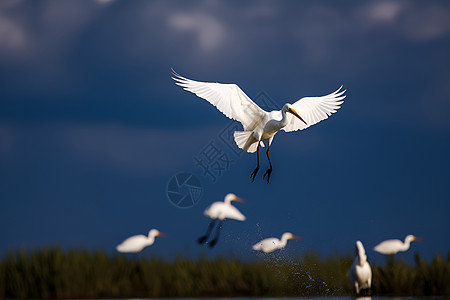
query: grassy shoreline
1 247 449 298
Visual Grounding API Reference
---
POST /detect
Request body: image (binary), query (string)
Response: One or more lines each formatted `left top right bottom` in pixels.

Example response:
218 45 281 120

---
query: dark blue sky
0 0 449 263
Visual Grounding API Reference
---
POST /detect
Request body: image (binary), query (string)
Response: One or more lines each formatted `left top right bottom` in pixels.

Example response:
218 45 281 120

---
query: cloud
0 0 108 60
356 1 450 41
0 16 26 55
362 1 403 23
1 0 449 132
0 0 27 57
293 1 450 65
0 0 118 94
95 0 114 5
401 4 450 41
2 1 449 70
167 11 228 53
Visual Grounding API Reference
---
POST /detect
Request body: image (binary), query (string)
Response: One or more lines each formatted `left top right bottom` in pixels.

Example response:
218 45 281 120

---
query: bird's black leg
197 219 217 244
263 144 273 184
208 220 223 248
250 143 260 182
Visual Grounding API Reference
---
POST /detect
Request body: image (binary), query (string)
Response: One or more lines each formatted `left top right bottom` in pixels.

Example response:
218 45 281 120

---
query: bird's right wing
172 71 266 131
282 86 346 132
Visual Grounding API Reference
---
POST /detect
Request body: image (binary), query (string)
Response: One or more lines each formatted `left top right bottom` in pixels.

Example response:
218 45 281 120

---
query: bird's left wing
172 71 266 131
282 86 346 132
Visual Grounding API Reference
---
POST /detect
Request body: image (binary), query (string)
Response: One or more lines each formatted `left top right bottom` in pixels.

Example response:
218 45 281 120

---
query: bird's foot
263 168 272 184
250 167 260 182
208 239 218 248
197 236 207 244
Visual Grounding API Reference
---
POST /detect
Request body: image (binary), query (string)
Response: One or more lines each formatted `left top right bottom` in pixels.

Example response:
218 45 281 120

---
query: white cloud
167 11 228 52
0 0 28 56
294 1 450 64
356 1 450 41
401 4 450 41
363 1 403 23
95 0 114 5
0 0 108 60
0 14 26 55
0 0 115 93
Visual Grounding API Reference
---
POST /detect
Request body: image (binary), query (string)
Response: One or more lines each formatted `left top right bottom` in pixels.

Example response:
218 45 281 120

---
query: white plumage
349 240 372 294
252 232 301 253
116 229 164 253
172 70 345 183
204 193 246 221
374 235 421 255
197 193 245 248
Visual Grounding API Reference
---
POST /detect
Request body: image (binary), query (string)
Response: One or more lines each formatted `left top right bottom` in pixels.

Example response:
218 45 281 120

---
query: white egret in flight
252 232 301 253
116 229 165 253
198 193 245 248
349 240 372 295
373 235 422 255
172 70 346 183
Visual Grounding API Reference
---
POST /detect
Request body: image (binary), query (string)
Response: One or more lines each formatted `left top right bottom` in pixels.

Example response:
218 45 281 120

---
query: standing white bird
116 229 165 253
373 235 422 255
198 193 245 248
252 232 301 253
172 70 346 183
349 240 372 295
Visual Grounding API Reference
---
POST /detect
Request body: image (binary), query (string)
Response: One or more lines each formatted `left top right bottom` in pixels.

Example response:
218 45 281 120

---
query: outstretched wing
282 86 346 132
172 70 266 131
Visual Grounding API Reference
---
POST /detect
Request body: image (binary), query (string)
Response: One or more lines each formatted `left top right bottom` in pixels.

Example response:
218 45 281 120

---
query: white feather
349 240 372 294
203 193 246 221
373 235 420 255
283 86 346 132
173 71 346 163
172 71 265 131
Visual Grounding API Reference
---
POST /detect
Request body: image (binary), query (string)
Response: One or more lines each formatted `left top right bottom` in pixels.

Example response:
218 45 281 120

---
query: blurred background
0 0 449 267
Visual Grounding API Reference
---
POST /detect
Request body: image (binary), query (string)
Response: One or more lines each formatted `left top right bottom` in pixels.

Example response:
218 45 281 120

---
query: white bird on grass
116 229 165 253
252 232 302 253
172 70 346 183
349 240 372 295
374 235 422 255
198 193 245 248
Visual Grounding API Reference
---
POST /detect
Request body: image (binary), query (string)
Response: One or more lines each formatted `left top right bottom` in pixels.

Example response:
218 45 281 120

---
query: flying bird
349 240 372 295
374 235 422 255
172 70 346 183
116 229 165 253
252 232 301 253
198 193 245 248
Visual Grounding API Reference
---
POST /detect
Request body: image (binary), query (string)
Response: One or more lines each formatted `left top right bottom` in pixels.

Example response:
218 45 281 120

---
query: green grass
0 247 449 298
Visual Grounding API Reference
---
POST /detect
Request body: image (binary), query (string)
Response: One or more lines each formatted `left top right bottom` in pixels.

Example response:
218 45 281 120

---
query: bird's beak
233 196 245 204
413 236 423 242
288 108 307 125
290 234 303 241
157 232 167 237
